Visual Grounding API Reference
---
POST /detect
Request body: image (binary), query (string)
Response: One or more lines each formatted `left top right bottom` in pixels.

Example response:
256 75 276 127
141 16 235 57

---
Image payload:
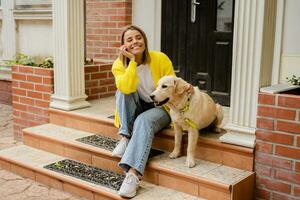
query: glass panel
15 0 52 9
216 0 233 32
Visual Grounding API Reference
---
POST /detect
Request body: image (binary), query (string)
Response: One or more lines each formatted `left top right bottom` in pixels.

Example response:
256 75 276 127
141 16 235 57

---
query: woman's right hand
119 45 135 62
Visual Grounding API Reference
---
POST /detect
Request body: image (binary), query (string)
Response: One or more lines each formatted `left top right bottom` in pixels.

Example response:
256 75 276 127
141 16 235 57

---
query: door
161 0 234 106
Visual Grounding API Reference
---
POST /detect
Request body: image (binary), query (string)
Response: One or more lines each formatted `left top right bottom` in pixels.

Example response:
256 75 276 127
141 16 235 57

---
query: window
15 0 52 10
216 0 233 32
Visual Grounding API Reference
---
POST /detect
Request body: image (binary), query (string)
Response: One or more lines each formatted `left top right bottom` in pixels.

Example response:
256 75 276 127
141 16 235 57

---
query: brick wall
255 92 300 200
12 65 54 140
0 80 12 105
85 0 132 62
85 63 116 99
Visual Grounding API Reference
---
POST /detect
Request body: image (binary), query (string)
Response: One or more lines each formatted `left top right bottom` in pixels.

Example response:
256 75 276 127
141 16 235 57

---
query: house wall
280 0 300 83
16 20 52 63
85 0 132 63
255 92 300 199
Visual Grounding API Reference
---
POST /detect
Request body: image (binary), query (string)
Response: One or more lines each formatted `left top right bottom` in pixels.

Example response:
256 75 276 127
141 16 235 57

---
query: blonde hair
121 25 151 65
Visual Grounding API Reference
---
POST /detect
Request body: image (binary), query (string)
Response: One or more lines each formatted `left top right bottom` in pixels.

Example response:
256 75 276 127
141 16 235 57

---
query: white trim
272 0 285 85
13 9 52 20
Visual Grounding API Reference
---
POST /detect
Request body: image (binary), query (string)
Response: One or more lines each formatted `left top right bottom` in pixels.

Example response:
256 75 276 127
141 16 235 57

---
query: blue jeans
115 90 171 175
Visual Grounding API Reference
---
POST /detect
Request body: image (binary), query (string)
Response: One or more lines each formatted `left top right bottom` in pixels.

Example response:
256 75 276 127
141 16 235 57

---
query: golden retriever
150 76 223 167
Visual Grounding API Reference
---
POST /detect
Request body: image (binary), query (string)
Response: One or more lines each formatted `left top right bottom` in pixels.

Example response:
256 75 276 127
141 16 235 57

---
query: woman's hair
121 25 151 65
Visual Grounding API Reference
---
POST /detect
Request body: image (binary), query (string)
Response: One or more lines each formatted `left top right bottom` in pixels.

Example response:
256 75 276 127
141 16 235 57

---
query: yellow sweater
111 50 176 127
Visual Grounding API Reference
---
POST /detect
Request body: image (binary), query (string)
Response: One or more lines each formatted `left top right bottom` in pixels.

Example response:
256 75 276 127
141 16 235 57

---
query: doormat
76 135 165 158
44 159 125 191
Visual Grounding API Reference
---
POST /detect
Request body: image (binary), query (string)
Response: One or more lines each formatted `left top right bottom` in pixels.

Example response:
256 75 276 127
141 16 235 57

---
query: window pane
15 0 52 9
216 0 233 32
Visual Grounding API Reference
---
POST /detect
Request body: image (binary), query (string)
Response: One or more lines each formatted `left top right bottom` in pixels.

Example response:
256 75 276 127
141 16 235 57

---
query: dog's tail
213 104 224 133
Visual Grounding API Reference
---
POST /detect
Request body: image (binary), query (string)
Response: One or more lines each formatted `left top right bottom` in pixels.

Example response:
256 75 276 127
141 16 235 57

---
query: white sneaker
112 137 128 158
118 172 140 198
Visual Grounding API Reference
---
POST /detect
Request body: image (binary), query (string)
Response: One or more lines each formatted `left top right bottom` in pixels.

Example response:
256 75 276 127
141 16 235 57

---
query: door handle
191 0 200 23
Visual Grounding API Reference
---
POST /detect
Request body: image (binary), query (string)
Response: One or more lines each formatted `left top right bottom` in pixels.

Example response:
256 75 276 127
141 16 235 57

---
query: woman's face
123 30 146 56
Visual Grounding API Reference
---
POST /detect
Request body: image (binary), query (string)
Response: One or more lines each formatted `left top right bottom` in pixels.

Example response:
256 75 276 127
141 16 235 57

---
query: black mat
76 135 164 159
44 159 125 191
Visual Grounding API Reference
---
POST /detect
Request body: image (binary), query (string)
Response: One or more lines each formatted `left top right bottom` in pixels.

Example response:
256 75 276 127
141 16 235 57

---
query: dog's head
150 76 191 106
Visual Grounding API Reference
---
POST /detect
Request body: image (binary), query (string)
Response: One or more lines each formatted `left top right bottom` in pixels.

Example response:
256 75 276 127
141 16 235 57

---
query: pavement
0 103 86 200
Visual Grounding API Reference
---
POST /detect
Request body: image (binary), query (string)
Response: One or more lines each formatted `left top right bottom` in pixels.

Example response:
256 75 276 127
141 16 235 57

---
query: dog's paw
169 151 180 159
185 158 196 168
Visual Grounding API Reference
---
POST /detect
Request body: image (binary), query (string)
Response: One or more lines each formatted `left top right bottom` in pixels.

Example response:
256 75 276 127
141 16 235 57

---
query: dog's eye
162 85 167 88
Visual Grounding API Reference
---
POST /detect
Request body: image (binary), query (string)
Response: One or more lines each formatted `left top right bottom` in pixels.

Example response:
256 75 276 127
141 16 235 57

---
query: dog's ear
174 78 189 95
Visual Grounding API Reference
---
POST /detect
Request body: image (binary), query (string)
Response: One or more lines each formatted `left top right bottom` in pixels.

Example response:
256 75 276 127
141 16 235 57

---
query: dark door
161 0 234 106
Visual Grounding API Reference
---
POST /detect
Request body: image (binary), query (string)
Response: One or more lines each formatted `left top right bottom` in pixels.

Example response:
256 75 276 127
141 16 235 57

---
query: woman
111 25 175 198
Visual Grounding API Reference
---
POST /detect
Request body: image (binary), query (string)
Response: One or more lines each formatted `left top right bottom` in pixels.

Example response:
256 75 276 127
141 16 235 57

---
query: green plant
3 53 37 66
38 56 53 68
286 75 300 86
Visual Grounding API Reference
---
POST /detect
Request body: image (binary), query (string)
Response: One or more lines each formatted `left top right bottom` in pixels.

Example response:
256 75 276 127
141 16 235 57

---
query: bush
286 75 300 86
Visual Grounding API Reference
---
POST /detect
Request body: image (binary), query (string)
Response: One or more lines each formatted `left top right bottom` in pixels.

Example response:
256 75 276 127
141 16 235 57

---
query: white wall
0 20 2 60
16 20 52 63
280 0 300 82
132 0 161 51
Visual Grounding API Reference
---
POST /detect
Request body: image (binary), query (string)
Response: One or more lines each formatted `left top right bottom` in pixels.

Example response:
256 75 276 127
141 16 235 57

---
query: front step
49 108 254 171
0 145 203 200
23 123 254 200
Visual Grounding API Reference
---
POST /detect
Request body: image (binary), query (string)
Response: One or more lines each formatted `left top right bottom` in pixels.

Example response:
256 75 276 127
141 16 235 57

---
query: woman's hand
119 45 135 62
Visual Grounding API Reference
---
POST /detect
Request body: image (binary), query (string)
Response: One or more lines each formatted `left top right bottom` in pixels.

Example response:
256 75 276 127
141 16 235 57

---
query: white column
220 0 267 148
1 0 16 60
50 0 90 110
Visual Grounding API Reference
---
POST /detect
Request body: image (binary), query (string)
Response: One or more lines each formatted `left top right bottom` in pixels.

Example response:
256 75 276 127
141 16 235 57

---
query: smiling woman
110 25 176 198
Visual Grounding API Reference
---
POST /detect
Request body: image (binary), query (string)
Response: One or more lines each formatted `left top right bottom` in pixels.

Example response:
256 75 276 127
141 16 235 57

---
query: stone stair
0 99 255 200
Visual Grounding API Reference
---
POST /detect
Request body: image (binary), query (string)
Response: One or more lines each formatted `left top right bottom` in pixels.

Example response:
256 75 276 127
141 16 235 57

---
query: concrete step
23 123 255 200
0 145 204 200
49 108 254 171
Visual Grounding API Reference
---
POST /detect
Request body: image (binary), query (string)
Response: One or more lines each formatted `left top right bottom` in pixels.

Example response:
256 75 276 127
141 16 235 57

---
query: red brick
19 66 34 74
12 88 26 96
255 188 270 199
85 74 90 81
255 164 271 177
273 193 298 200
276 170 300 184
27 75 43 83
91 87 107 94
84 66 99 73
20 82 34 90
42 77 54 85
12 73 27 81
256 130 294 145
91 72 108 79
296 162 300 173
85 81 99 87
12 96 19 103
294 187 300 197
278 94 300 109
256 141 273 153
35 100 49 108
255 152 292 170
35 84 53 93
257 176 291 194
27 106 48 116
277 108 296 120
257 118 274 130
27 91 43 99
100 79 115 86
276 145 300 160
34 68 54 76
43 93 51 101
13 103 27 111
257 106 276 117
100 64 112 71
258 93 275 105
277 120 300 134
19 97 34 105
297 136 300 147
11 65 19 72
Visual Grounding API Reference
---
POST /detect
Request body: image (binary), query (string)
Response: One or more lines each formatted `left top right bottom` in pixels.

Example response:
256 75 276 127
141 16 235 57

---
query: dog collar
180 97 191 113
179 96 198 129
